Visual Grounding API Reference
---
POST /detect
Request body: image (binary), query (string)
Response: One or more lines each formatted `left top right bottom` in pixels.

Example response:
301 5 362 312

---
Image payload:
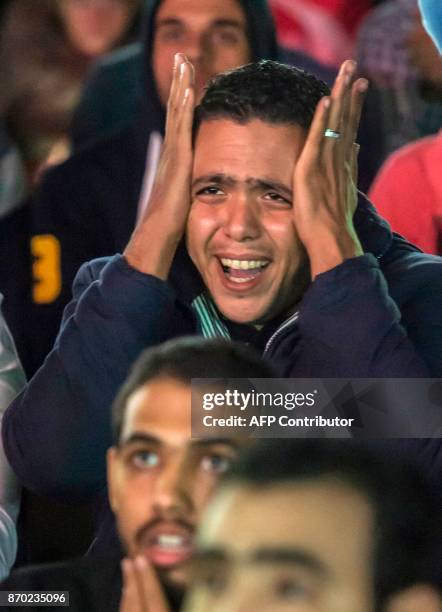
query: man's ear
385 584 442 612
106 446 119 513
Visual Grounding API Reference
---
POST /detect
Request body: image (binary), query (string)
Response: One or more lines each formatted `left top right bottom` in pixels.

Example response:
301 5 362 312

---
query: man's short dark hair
193 60 330 139
112 337 274 443
225 439 442 610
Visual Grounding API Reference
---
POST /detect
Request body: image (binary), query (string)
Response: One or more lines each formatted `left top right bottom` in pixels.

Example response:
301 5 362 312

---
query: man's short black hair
225 439 442 610
112 337 274 444
193 60 330 138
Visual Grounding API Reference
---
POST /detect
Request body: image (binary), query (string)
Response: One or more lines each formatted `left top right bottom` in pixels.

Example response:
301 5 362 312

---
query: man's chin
212 294 270 326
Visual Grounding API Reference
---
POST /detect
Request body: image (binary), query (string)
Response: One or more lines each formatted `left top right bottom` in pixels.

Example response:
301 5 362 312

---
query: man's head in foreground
187 61 330 325
185 440 442 612
107 337 273 596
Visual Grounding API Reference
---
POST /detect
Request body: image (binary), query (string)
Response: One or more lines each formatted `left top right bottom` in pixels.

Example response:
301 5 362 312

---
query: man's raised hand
119 557 171 612
293 60 368 279
124 53 195 279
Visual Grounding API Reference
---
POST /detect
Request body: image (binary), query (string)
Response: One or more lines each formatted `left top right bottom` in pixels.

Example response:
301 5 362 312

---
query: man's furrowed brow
192 174 236 190
118 432 160 448
252 547 328 575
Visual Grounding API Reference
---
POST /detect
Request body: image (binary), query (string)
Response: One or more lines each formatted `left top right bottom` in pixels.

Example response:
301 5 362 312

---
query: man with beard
0 337 271 610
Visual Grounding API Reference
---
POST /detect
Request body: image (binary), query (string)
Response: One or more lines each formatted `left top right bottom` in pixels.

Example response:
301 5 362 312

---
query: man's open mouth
219 258 270 284
139 523 194 568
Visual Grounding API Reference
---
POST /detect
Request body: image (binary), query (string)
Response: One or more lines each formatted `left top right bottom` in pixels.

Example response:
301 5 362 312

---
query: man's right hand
119 557 171 612
124 53 195 280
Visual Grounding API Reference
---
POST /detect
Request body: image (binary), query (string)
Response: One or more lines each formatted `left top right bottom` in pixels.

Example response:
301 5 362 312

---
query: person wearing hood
3 56 442 509
367 0 442 255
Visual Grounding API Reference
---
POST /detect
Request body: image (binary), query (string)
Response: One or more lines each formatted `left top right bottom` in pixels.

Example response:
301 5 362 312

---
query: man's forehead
121 379 192 439
120 379 246 448
199 480 374 549
194 118 306 151
155 0 247 25
193 119 307 182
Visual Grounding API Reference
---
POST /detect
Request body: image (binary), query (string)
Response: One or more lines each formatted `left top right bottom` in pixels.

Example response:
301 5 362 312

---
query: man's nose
181 32 210 67
223 196 262 243
152 458 193 516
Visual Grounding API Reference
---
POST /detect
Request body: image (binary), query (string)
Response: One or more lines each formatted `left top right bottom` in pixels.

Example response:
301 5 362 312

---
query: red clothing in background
310 0 372 35
369 132 442 255
270 0 372 66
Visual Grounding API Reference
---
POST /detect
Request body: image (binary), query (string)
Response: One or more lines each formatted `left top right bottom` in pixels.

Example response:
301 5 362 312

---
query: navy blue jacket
3 196 442 504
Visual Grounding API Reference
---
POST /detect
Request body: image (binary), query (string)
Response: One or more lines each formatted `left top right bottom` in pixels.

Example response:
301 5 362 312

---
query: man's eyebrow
191 547 328 575
191 548 228 565
155 18 186 30
192 174 293 199
251 547 327 575
190 438 240 451
119 432 160 448
192 174 235 189
211 19 246 29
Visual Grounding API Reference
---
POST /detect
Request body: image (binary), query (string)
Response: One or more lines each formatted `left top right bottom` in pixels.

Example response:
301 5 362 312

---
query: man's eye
211 30 241 45
264 192 290 204
197 186 223 196
131 450 159 470
159 28 184 42
274 578 312 601
201 454 232 474
193 569 228 595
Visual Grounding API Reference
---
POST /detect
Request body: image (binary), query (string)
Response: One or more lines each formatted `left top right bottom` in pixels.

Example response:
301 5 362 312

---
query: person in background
356 0 442 169
0 0 143 183
183 440 442 612
0 337 272 611
369 130 442 254
0 299 26 579
368 0 442 255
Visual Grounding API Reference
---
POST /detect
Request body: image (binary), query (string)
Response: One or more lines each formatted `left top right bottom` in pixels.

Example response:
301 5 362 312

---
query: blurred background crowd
0 0 440 582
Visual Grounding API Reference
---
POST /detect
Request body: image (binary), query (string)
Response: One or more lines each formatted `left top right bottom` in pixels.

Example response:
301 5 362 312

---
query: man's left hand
293 60 368 279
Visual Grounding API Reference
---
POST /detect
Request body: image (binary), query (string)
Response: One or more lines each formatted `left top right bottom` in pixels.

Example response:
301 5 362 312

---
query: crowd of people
0 0 441 610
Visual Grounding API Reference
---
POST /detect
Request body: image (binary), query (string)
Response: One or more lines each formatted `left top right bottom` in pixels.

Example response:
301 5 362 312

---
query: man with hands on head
3 54 442 507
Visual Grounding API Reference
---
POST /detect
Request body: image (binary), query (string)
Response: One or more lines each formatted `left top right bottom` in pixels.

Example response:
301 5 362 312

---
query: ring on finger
324 128 342 140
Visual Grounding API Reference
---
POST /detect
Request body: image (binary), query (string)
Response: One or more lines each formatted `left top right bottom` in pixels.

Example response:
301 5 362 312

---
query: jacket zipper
263 311 299 357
